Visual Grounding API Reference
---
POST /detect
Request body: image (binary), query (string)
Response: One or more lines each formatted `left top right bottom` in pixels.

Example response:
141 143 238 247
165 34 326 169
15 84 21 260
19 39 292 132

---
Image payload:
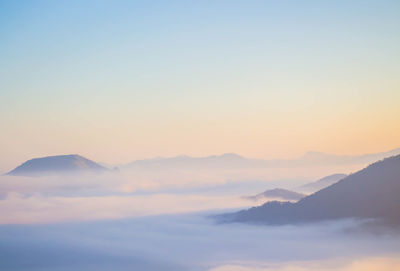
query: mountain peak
7 154 107 176
219 153 244 159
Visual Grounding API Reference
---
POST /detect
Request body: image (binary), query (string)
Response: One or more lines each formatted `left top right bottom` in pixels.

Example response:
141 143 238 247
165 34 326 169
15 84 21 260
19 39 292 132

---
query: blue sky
0 0 399 169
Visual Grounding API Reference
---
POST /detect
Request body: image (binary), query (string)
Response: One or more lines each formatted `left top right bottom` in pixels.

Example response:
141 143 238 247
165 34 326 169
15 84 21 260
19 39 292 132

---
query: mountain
242 174 345 204
294 148 400 166
7 154 108 176
220 154 400 226
244 188 305 202
125 153 260 170
298 173 347 193
123 148 400 170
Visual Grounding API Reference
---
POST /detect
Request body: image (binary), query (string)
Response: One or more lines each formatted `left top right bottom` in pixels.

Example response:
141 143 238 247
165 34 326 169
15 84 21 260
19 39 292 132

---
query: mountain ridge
219 154 400 226
298 173 347 193
124 148 400 169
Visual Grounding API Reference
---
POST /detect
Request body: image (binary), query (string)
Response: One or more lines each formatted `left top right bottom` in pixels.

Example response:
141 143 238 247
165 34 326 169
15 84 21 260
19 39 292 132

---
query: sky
1 0 400 170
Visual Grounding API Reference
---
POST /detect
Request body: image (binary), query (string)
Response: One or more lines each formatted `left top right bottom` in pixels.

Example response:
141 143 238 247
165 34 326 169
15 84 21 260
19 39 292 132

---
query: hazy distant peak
300 148 400 159
7 154 107 176
296 148 400 166
244 188 305 202
303 151 329 157
300 151 346 160
125 152 250 169
219 153 244 159
124 148 400 170
383 147 400 156
299 173 347 193
175 155 191 159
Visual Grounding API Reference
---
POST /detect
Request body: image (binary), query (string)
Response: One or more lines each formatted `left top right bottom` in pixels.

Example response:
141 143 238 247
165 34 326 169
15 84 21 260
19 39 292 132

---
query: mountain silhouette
7 154 107 176
298 173 347 193
244 188 305 202
220 155 400 226
295 148 400 166
124 148 400 170
125 153 256 169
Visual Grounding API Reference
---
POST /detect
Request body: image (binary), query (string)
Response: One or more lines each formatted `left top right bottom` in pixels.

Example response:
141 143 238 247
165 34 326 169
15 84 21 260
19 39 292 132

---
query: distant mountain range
125 153 252 169
244 188 305 202
294 148 400 166
219 154 400 226
124 148 400 170
298 173 347 193
6 148 400 177
7 155 108 176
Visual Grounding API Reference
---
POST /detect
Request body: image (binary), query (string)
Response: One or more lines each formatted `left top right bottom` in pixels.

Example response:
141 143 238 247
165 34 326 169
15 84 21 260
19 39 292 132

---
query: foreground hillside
221 155 400 225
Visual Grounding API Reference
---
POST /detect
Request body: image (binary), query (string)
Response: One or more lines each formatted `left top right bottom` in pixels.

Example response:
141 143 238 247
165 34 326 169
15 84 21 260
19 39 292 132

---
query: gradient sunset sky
1 0 399 170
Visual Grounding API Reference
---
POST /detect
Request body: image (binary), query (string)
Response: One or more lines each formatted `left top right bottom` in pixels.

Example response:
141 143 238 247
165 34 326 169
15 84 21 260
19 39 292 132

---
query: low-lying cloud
208 256 400 271
0 192 253 224
0 171 303 224
0 214 399 271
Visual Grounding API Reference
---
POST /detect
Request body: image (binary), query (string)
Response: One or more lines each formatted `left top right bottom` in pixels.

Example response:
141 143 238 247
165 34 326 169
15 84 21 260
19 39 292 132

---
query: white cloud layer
208 256 400 271
0 171 303 224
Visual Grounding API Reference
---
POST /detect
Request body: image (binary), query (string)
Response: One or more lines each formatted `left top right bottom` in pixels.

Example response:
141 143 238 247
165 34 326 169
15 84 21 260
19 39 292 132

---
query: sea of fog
1 213 400 271
0 171 399 270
